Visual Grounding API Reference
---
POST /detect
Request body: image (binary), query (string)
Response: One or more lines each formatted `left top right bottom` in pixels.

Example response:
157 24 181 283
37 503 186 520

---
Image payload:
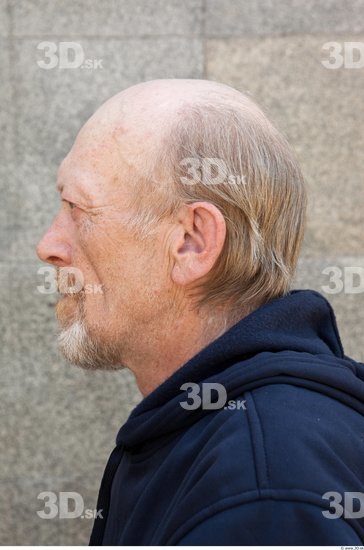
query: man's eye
62 199 77 210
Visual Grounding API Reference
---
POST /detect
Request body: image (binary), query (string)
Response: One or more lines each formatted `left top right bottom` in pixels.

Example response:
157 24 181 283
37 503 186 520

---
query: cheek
75 229 109 284
77 221 168 302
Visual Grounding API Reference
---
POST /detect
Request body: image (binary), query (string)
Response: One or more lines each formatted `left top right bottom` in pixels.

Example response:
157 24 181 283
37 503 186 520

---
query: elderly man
36 79 364 545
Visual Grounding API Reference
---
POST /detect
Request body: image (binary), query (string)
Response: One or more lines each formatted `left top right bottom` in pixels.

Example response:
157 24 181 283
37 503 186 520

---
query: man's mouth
59 289 85 300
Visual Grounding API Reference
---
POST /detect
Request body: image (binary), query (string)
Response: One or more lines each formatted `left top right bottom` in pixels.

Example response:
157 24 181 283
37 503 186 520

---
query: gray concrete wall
1 0 363 544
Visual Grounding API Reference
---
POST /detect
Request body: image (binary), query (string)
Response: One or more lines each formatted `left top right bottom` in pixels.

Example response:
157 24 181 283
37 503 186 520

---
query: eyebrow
56 179 95 207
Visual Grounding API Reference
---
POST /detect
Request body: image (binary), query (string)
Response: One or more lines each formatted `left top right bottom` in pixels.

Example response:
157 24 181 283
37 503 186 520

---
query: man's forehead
56 89 171 196
57 139 122 191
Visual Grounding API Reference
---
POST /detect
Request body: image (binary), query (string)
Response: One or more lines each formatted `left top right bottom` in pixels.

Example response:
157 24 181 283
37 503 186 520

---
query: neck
127 304 239 397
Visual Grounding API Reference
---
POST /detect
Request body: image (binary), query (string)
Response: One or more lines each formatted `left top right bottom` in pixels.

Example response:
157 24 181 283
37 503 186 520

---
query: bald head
73 79 255 173
84 79 247 133
70 79 268 207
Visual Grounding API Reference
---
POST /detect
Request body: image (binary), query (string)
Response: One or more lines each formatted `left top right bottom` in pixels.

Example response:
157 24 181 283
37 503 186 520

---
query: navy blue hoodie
89 289 364 545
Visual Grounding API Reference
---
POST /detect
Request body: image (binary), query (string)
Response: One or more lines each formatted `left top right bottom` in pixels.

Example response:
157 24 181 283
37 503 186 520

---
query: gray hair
126 94 307 316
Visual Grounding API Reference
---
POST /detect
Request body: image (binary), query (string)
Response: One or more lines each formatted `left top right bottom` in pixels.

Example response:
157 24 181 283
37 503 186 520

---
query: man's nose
36 221 72 267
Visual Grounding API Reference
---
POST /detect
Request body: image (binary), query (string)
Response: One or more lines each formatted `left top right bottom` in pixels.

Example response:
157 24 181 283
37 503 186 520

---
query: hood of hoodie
116 289 364 449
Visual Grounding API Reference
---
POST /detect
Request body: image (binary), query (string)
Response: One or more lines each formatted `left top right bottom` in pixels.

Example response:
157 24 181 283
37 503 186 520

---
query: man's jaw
55 295 125 372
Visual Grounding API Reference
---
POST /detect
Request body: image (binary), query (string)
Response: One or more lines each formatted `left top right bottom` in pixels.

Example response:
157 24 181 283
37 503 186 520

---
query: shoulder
190 377 363 498
168 382 364 544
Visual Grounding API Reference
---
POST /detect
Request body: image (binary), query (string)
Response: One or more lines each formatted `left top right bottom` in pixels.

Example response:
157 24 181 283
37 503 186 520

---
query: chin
57 319 124 371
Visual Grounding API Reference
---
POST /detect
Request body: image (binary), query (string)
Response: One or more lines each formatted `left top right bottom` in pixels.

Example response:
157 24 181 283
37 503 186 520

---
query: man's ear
170 202 226 287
